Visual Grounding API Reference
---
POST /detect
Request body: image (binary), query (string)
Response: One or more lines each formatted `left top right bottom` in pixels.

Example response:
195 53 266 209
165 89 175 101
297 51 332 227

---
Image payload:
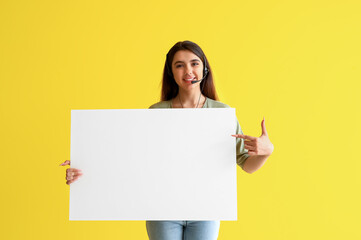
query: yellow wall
1 0 360 239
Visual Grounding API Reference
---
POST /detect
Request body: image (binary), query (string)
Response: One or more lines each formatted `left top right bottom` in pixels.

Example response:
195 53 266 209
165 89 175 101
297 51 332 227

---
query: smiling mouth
184 77 196 81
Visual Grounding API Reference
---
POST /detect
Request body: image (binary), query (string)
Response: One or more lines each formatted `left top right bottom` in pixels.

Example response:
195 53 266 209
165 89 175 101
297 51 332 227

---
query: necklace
178 92 203 108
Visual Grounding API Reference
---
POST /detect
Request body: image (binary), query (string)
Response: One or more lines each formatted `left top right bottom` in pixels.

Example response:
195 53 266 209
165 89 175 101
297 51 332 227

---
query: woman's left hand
232 117 274 156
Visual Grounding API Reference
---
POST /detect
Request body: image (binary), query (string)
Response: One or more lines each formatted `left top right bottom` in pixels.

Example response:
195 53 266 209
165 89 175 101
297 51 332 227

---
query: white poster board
70 108 238 220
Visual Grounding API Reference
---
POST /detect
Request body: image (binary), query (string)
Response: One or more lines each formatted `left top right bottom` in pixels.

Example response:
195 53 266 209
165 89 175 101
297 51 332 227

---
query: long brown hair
161 41 218 101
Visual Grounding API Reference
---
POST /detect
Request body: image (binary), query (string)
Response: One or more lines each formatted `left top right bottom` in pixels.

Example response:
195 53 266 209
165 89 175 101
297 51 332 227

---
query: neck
176 88 205 108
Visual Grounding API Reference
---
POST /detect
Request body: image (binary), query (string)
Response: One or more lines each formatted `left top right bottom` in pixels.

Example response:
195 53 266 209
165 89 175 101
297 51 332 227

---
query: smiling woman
60 40 273 240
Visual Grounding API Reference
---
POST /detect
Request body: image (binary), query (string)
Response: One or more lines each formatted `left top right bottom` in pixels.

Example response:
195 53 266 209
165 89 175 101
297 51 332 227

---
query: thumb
59 160 71 166
261 116 268 136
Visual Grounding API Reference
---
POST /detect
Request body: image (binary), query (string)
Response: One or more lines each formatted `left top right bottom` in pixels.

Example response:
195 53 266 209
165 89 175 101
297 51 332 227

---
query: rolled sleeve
236 118 250 169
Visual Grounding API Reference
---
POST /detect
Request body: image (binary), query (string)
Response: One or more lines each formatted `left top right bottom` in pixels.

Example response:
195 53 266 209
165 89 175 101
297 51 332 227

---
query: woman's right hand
59 160 83 185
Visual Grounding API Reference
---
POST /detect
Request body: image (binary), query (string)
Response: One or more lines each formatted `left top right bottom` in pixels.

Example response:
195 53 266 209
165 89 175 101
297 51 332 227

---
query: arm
242 154 270 174
233 117 274 174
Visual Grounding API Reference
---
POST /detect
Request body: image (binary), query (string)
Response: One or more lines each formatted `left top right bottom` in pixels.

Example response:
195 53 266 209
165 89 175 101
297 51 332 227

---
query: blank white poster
69 108 238 220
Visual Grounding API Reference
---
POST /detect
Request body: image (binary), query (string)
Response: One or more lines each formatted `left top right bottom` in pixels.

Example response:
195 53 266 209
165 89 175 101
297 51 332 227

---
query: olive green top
149 97 250 169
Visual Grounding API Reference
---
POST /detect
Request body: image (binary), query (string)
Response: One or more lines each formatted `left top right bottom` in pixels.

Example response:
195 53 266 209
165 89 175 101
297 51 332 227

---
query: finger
67 179 75 185
66 174 82 181
244 147 255 152
244 144 256 151
67 175 81 185
66 172 76 180
261 117 268 136
60 160 71 166
232 134 257 141
72 176 80 181
66 169 74 176
66 174 74 180
244 139 255 145
67 171 76 178
244 141 255 148
67 168 82 174
67 171 83 177
73 172 83 178
232 134 244 138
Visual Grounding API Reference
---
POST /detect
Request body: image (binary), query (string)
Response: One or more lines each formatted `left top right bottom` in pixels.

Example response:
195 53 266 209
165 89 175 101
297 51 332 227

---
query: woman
61 40 274 240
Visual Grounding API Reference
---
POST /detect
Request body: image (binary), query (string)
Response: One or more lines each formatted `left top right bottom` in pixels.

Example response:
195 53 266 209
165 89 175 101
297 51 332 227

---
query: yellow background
1 0 360 239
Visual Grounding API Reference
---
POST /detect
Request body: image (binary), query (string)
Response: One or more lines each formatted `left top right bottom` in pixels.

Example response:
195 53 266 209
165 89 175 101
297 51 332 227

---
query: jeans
146 220 220 240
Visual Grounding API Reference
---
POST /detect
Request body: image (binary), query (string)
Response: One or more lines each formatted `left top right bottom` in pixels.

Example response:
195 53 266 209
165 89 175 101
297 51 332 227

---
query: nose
185 64 193 75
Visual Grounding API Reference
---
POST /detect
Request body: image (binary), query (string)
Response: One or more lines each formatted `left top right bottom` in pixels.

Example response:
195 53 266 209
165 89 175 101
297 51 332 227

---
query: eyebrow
173 59 201 65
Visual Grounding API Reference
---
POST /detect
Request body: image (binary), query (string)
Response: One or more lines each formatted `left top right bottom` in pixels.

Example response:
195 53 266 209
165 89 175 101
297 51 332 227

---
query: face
171 50 204 91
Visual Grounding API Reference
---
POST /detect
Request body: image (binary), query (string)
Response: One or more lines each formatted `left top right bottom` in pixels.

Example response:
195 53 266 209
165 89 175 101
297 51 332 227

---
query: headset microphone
191 75 205 84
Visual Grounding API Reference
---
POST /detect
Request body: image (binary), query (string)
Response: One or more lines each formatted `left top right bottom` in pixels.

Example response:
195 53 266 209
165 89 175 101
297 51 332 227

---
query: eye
192 62 200 66
175 64 183 68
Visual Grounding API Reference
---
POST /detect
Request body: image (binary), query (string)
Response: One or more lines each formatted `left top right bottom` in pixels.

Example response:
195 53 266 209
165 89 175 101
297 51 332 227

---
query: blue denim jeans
146 220 220 240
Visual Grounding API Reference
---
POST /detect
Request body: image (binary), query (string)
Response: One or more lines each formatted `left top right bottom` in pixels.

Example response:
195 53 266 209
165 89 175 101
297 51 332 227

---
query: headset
166 52 209 84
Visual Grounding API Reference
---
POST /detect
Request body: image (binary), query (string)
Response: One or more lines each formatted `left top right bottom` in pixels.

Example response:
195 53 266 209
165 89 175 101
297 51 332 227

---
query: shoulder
206 98 231 108
148 100 171 109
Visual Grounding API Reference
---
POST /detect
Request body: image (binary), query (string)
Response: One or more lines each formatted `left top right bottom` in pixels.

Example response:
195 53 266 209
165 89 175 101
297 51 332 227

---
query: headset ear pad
203 58 209 79
203 66 209 78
